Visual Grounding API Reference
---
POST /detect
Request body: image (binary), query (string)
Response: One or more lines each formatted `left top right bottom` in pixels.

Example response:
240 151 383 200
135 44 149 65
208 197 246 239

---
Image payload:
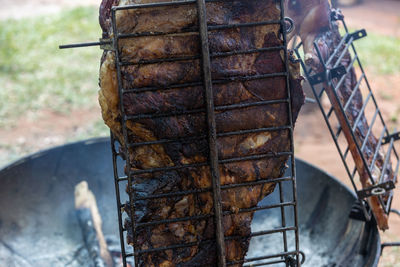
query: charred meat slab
99 0 304 266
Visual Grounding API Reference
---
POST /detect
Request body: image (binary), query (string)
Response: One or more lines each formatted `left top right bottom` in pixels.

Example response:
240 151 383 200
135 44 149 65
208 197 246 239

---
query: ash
62 235 134 267
246 218 333 267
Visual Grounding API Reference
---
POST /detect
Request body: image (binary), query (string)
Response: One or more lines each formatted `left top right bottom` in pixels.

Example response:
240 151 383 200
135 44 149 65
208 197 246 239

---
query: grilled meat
286 1 394 230
99 0 304 266
285 0 331 67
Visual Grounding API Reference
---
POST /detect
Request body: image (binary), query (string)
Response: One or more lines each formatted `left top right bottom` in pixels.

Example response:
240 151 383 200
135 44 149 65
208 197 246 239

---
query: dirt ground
1 0 400 265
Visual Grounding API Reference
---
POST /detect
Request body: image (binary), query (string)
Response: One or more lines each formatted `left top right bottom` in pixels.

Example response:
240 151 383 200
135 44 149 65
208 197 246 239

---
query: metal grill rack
109 1 302 266
60 1 303 266
293 12 400 222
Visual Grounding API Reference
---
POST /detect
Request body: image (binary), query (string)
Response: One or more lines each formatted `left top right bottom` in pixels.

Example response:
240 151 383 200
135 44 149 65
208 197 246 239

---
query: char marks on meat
99 0 304 266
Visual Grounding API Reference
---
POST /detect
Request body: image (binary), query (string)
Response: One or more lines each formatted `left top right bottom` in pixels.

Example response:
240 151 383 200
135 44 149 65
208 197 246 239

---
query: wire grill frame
105 1 302 266
293 16 399 222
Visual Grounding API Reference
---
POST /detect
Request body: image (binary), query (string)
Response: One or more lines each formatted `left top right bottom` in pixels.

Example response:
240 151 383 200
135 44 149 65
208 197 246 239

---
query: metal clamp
357 181 395 199
308 65 346 86
345 29 367 43
383 131 400 145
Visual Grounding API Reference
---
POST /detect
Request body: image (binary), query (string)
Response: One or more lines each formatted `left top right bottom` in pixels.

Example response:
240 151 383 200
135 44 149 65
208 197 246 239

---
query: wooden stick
324 84 388 230
75 181 114 267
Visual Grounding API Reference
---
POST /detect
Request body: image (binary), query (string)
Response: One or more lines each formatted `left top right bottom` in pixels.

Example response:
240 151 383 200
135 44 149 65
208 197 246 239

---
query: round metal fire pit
0 138 380 266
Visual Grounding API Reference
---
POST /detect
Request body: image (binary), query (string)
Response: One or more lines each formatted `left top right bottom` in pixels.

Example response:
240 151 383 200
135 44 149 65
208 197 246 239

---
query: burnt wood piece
75 181 114 267
99 1 304 266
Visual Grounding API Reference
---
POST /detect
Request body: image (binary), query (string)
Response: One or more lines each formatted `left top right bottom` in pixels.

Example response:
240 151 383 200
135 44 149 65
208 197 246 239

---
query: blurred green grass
0 6 102 128
0 7 399 130
356 31 400 75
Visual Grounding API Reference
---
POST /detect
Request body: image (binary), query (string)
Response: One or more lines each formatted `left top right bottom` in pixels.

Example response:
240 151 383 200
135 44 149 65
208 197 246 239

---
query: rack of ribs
287 0 398 230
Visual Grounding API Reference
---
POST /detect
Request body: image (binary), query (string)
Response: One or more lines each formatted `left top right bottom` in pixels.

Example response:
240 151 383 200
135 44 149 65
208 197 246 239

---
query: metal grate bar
111 7 138 267
119 46 285 66
125 108 203 120
134 176 292 201
128 151 292 176
136 214 213 228
124 99 288 120
332 36 354 68
130 162 208 175
208 20 281 30
351 91 372 132
118 29 197 39
369 126 387 172
215 99 289 111
226 227 297 240
110 133 128 266
112 0 281 12
221 151 293 163
333 55 358 92
360 109 379 152
123 81 204 94
394 157 400 184
113 0 196 10
228 251 300 266
131 240 209 256
343 146 350 160
326 107 334 119
343 73 365 111
129 227 297 256
221 176 293 189
318 86 326 99
325 33 349 66
117 20 281 39
212 46 285 57
120 55 201 66
280 0 300 265
379 136 395 183
196 0 226 265
135 201 296 228
233 201 296 214
127 135 207 148
244 259 286 266
343 107 378 162
335 126 342 140
279 181 289 253
122 72 288 94
135 188 211 201
217 125 291 137
127 125 291 148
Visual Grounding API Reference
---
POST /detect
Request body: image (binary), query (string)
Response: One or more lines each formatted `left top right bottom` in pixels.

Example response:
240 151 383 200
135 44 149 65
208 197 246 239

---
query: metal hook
299 250 306 264
284 17 294 34
390 209 400 217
